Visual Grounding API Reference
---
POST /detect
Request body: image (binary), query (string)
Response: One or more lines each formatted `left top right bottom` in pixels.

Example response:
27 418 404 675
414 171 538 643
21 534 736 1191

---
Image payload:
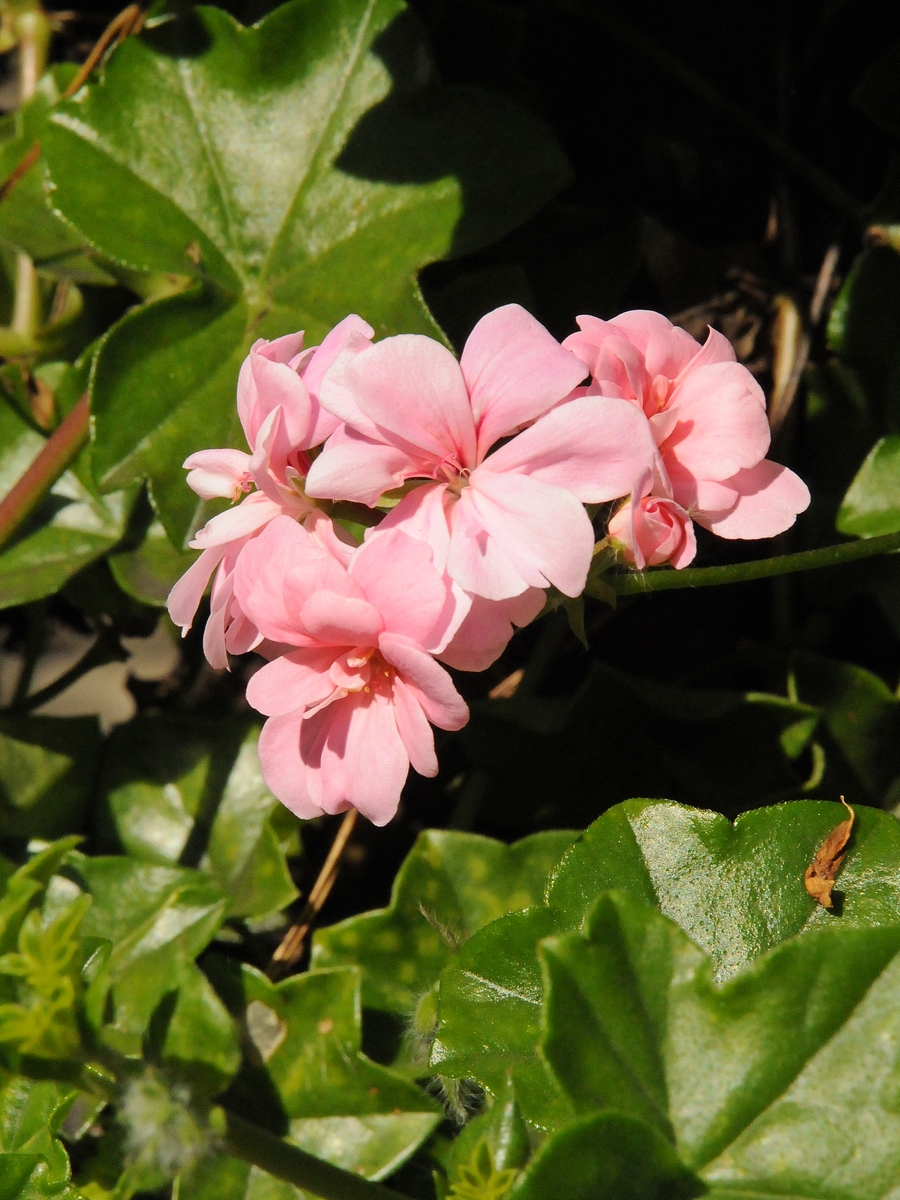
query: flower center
437 457 470 495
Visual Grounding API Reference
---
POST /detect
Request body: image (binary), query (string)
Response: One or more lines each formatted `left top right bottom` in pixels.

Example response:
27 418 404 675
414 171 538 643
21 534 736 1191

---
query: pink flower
305 305 658 601
167 317 374 665
564 310 810 568
233 516 468 825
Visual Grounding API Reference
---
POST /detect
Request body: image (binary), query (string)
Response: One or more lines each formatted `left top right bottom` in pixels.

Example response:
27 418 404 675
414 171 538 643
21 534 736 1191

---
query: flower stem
0 395 90 554
220 1111 411 1200
601 531 900 597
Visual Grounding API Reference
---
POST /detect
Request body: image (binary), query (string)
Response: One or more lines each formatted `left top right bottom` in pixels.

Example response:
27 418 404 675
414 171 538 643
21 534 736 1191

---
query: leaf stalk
220 1110 411 1200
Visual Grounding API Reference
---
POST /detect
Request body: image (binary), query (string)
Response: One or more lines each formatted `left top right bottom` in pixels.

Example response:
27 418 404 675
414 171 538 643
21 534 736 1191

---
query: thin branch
0 395 90 555
61 3 144 99
0 142 42 204
268 809 358 979
221 1111 410 1200
598 530 900 597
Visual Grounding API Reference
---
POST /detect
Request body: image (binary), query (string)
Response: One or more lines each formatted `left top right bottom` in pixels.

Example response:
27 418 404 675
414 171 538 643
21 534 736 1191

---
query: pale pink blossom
306 305 658 601
167 317 374 665
564 311 810 568
233 516 468 825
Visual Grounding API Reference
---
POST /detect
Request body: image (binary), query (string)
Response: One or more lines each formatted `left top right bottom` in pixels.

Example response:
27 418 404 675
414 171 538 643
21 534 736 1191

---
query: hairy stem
221 1111 411 1200
0 395 90 554
599 531 900 597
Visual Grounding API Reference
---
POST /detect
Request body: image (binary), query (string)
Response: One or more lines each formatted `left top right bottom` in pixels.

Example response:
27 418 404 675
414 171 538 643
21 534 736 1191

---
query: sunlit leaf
312 830 575 1017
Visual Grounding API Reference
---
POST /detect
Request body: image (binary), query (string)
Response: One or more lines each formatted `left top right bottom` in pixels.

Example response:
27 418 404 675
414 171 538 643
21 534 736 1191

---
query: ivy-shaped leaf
98 715 298 920
41 0 570 543
312 829 576 1018
179 960 440 1197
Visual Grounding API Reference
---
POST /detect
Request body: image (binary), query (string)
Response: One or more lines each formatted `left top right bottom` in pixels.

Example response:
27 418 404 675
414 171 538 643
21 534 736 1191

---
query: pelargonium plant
169 304 810 825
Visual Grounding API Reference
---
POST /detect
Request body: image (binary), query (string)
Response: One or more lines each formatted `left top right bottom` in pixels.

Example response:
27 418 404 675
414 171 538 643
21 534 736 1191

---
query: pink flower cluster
168 305 809 824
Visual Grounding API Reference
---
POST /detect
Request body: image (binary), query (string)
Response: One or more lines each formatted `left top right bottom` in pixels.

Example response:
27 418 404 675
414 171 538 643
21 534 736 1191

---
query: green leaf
99 715 297 920
0 1074 76 1193
179 962 440 1197
827 246 900 430
444 1075 528 1193
42 0 570 542
838 435 900 537
542 893 900 1197
792 653 900 804
108 511 198 607
432 906 570 1131
547 798 900 980
0 69 112 282
0 400 134 610
312 830 576 1017
461 663 819 828
0 716 102 841
69 853 229 1059
508 1112 697 1200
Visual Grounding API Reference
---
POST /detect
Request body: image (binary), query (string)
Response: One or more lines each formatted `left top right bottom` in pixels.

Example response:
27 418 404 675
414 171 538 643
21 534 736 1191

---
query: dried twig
268 809 359 979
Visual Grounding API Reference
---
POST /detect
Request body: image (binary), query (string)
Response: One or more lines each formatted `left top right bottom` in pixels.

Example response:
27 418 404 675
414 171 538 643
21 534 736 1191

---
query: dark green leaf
99 715 297 920
838 435 900 537
826 246 900 430
70 853 228 1059
792 653 900 804
0 1074 75 1194
547 798 900 980
0 716 101 841
444 1074 528 1191
0 398 134 609
432 906 570 1131
462 664 819 828
180 961 440 1196
109 515 198 607
508 1112 697 1200
0 69 111 282
312 830 575 1017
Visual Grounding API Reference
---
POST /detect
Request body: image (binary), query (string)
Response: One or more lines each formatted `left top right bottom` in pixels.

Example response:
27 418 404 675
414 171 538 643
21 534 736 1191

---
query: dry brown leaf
804 797 855 909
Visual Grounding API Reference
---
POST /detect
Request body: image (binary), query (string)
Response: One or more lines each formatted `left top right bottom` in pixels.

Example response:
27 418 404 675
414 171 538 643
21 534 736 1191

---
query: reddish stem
0 395 90 554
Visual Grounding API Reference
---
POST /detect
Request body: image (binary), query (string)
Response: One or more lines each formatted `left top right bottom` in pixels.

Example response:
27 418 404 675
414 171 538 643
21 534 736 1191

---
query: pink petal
184 449 252 500
224 607 263 656
697 460 810 539
344 335 477 468
459 304 587 459
376 483 452 574
379 632 469 730
300 315 373 445
237 332 306 446
258 712 328 819
300 695 408 825
607 310 700 379
484 395 657 502
305 508 356 567
667 461 739 516
439 588 545 672
350 529 447 644
299 591 383 646
391 676 438 777
305 426 424 506
445 488 538 600
564 321 649 403
167 545 225 633
608 496 697 569
190 491 283 549
662 360 770 481
455 470 596 598
314 330 387 437
246 649 338 716
233 517 329 643
249 352 315 450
